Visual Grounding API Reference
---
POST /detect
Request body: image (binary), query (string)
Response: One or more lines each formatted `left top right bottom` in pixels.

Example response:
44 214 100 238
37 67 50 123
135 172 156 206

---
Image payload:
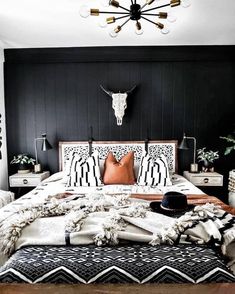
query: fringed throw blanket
1 193 235 274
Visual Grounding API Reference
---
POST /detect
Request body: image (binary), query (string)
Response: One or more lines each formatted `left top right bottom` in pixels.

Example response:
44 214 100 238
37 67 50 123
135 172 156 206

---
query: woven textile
0 244 234 284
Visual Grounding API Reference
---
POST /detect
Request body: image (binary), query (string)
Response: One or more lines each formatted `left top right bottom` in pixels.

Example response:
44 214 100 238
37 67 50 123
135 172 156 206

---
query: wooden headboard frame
59 140 178 174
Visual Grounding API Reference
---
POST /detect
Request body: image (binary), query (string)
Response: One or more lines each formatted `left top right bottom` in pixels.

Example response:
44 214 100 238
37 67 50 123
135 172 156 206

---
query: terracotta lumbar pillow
103 152 135 185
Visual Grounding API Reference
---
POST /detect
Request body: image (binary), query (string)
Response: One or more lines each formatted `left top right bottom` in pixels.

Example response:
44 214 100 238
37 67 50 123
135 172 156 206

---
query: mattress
44 172 204 195
0 244 235 284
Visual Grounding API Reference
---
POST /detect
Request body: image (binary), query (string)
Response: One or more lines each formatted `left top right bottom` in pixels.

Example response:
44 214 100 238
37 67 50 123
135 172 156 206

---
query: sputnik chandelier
79 0 191 37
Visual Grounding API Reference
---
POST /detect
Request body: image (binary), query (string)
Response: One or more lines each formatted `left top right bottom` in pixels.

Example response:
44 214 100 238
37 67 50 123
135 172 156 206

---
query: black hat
150 192 195 216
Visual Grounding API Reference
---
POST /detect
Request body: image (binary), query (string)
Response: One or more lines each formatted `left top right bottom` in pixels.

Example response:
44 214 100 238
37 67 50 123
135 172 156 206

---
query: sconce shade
41 138 52 151
41 139 52 151
179 135 189 150
41 133 52 151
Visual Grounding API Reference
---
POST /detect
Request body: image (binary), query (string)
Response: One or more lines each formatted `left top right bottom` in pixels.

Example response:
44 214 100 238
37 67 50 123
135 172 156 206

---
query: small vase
202 160 213 173
18 163 30 174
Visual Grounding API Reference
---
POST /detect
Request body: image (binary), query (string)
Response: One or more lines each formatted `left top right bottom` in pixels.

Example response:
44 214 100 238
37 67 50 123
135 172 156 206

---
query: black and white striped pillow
137 152 172 186
67 151 102 187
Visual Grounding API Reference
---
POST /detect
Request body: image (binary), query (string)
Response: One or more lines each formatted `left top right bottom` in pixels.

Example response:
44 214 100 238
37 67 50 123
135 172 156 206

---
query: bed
0 141 235 293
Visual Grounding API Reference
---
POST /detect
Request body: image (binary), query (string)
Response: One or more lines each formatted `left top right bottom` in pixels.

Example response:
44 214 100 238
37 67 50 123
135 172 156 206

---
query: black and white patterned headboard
59 141 178 173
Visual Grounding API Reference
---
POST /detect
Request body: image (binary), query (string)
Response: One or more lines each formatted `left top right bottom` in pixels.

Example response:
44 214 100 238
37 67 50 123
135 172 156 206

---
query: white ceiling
0 0 235 48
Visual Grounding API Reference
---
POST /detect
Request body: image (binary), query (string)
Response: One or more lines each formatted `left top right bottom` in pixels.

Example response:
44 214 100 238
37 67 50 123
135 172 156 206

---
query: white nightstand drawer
191 176 223 186
183 171 223 187
10 177 41 187
9 172 50 188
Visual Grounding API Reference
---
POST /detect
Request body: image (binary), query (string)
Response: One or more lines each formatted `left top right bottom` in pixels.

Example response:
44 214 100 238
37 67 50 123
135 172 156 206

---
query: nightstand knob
23 179 28 185
203 178 209 184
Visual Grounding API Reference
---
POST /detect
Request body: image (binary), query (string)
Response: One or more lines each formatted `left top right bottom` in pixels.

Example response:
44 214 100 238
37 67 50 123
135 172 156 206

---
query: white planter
228 170 235 208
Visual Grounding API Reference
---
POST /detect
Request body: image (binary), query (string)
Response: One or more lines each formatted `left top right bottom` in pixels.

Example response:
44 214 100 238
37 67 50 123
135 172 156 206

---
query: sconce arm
34 137 43 165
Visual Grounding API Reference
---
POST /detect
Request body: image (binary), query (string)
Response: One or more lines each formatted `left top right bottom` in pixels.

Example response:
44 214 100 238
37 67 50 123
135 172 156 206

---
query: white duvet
0 172 205 266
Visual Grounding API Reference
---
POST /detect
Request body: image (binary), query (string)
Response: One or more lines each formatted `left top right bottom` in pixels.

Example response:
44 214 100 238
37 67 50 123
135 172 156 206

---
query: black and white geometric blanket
0 244 235 284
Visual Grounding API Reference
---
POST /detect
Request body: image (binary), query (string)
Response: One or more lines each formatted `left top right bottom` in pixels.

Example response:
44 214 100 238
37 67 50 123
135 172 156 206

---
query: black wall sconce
34 133 52 173
179 133 198 173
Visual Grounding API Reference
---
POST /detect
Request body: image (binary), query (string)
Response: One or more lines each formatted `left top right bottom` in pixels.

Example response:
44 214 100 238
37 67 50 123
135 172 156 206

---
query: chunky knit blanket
0 193 235 274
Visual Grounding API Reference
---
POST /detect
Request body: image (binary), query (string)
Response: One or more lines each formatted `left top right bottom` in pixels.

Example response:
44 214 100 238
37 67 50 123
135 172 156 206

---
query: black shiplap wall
4 46 235 189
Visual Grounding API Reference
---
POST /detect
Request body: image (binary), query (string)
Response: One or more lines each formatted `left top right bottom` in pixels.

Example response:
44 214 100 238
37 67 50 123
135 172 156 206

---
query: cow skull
100 85 137 126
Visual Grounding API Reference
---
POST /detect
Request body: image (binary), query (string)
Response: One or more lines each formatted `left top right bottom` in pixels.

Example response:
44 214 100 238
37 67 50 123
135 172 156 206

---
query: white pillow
137 152 172 186
67 151 102 187
64 153 105 181
62 152 81 183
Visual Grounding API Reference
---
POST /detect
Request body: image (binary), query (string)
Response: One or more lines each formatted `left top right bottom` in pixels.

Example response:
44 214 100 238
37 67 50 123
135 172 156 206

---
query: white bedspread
0 173 204 266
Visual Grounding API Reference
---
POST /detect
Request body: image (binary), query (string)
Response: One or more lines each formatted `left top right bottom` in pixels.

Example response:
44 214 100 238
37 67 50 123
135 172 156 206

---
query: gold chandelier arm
142 12 168 18
107 14 131 24
112 17 131 35
141 0 180 13
118 5 131 12
171 0 181 7
141 3 171 13
141 15 164 29
110 0 130 12
93 10 130 15
119 17 131 29
140 0 156 11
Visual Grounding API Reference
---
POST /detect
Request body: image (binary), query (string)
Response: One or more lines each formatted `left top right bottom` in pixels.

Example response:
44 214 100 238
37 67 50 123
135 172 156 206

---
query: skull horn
100 85 113 97
126 85 137 95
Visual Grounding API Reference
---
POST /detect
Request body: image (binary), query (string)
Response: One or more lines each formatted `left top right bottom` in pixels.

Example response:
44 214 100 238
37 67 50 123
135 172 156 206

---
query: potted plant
10 154 36 174
197 147 219 172
220 133 235 207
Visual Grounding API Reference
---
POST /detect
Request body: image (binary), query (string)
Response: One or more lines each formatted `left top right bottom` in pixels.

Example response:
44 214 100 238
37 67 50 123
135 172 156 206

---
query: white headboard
59 141 178 174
